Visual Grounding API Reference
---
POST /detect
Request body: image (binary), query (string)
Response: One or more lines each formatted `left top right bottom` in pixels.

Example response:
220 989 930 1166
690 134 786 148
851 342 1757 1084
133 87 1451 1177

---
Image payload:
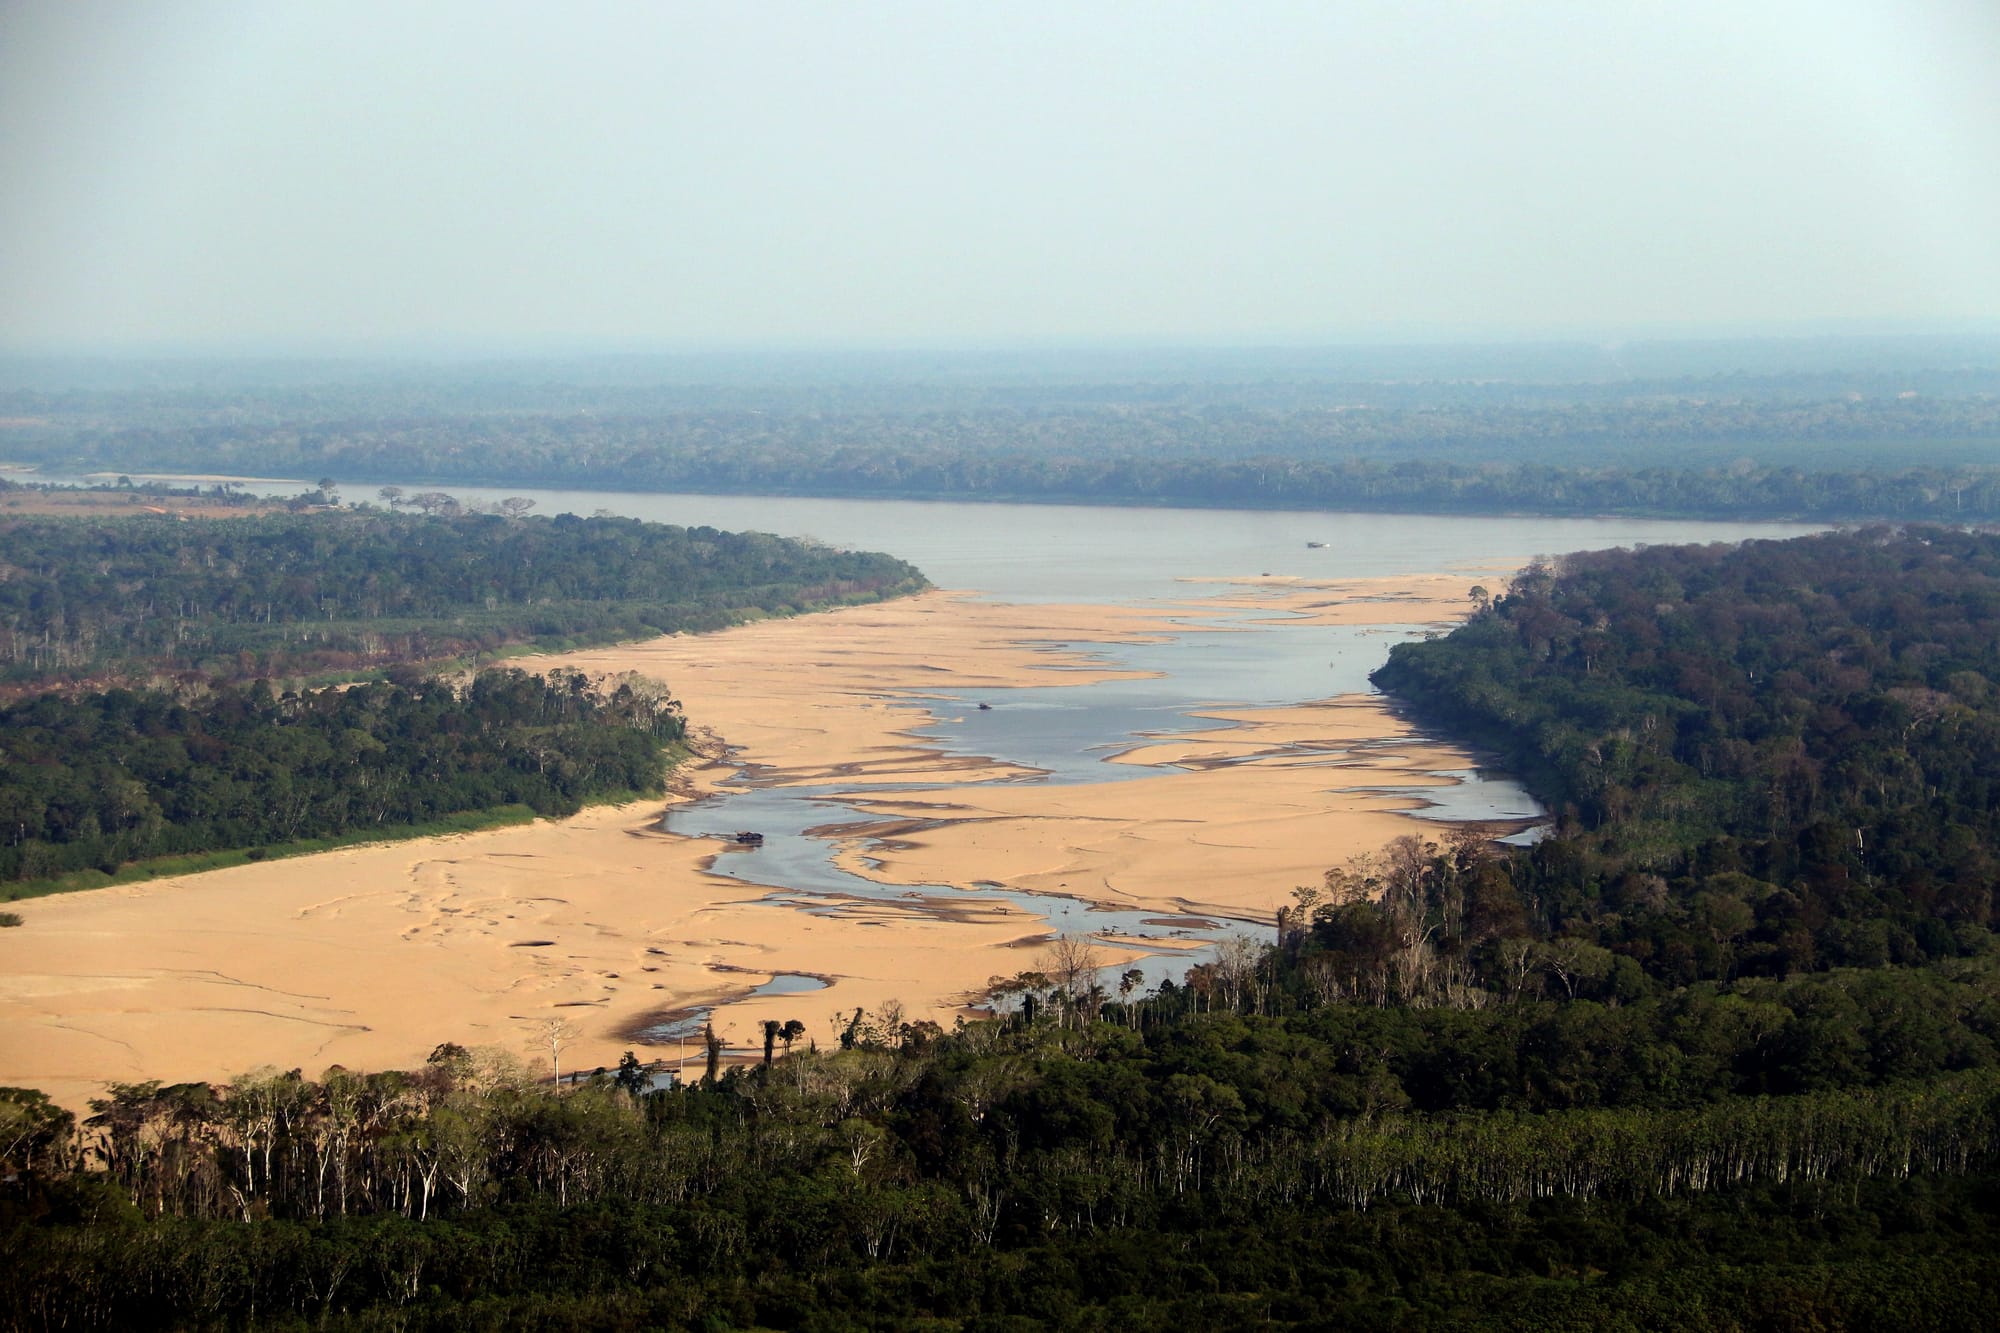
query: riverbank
0 573 1506 1112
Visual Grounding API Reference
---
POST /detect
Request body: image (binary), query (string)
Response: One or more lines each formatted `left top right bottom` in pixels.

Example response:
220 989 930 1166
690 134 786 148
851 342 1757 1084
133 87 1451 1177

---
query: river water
415 490 1806 1021
48 472 1821 1014
46 469 1810 603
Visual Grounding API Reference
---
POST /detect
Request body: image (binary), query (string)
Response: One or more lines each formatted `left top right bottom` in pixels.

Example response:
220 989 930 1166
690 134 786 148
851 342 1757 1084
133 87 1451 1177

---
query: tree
498 497 536 518
533 1016 579 1087
1215 934 1262 1012
1041 934 1105 1028
1543 939 1614 1000
0 1086 75 1178
408 491 457 516
1118 968 1146 1028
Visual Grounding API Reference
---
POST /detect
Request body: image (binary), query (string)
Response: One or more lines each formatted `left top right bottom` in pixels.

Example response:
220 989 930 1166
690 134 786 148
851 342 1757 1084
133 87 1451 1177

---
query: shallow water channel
49 473 1810 1028
642 609 1546 1038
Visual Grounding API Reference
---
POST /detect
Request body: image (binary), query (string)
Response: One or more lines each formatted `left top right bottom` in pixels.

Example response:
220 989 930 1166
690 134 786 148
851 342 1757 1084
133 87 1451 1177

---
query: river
397 488 1808 1021
47 473 1823 1015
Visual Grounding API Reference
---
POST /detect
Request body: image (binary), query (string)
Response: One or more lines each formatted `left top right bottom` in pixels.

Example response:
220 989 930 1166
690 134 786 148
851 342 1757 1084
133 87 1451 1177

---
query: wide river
73 475 1828 1013
65 470 1818 602
413 489 1820 1014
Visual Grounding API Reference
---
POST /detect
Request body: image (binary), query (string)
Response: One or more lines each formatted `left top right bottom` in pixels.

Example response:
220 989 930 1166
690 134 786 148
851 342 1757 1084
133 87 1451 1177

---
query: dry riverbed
0 573 1515 1111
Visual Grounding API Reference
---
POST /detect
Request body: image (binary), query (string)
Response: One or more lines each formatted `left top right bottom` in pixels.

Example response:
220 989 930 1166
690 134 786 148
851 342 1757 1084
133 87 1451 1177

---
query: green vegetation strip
0 505 921 895
12 354 2000 522
0 508 927 688
0 671 686 894
0 803 543 903
6 1010 2000 1329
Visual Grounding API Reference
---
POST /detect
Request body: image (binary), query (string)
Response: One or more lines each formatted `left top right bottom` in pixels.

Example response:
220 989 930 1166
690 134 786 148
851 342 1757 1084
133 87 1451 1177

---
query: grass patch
0 804 547 902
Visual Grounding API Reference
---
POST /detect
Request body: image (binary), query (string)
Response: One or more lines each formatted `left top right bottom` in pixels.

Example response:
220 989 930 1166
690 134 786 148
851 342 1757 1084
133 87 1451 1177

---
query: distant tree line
0 508 926 687
10 370 2000 520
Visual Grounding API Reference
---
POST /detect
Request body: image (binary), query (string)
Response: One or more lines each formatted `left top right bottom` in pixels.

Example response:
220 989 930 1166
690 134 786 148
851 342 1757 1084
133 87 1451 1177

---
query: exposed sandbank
0 573 1515 1112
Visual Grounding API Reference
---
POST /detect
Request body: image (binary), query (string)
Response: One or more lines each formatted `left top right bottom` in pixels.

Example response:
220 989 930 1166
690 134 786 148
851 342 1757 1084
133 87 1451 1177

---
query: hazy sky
3 0 1997 351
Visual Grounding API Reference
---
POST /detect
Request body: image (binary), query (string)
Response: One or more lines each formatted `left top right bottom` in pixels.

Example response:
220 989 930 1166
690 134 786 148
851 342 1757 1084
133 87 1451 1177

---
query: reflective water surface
56 473 1814 1012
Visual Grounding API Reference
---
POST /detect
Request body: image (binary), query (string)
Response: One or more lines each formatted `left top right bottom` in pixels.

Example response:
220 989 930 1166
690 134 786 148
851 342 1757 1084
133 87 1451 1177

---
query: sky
2 0 1998 352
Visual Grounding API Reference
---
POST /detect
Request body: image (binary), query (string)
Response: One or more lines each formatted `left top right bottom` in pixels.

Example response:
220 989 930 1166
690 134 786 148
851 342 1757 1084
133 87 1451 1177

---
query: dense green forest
6 340 2000 521
0 508 926 686
0 505 922 892
1372 526 2000 982
6 952 2000 1329
12 525 2000 1327
0 669 682 892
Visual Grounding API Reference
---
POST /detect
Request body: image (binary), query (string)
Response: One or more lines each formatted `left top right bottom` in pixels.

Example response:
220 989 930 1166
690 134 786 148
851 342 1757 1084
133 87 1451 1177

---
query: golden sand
0 574 1517 1111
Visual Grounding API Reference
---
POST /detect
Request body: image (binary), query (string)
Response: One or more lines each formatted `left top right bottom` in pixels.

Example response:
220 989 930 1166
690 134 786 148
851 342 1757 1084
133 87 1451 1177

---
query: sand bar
0 574 1518 1112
